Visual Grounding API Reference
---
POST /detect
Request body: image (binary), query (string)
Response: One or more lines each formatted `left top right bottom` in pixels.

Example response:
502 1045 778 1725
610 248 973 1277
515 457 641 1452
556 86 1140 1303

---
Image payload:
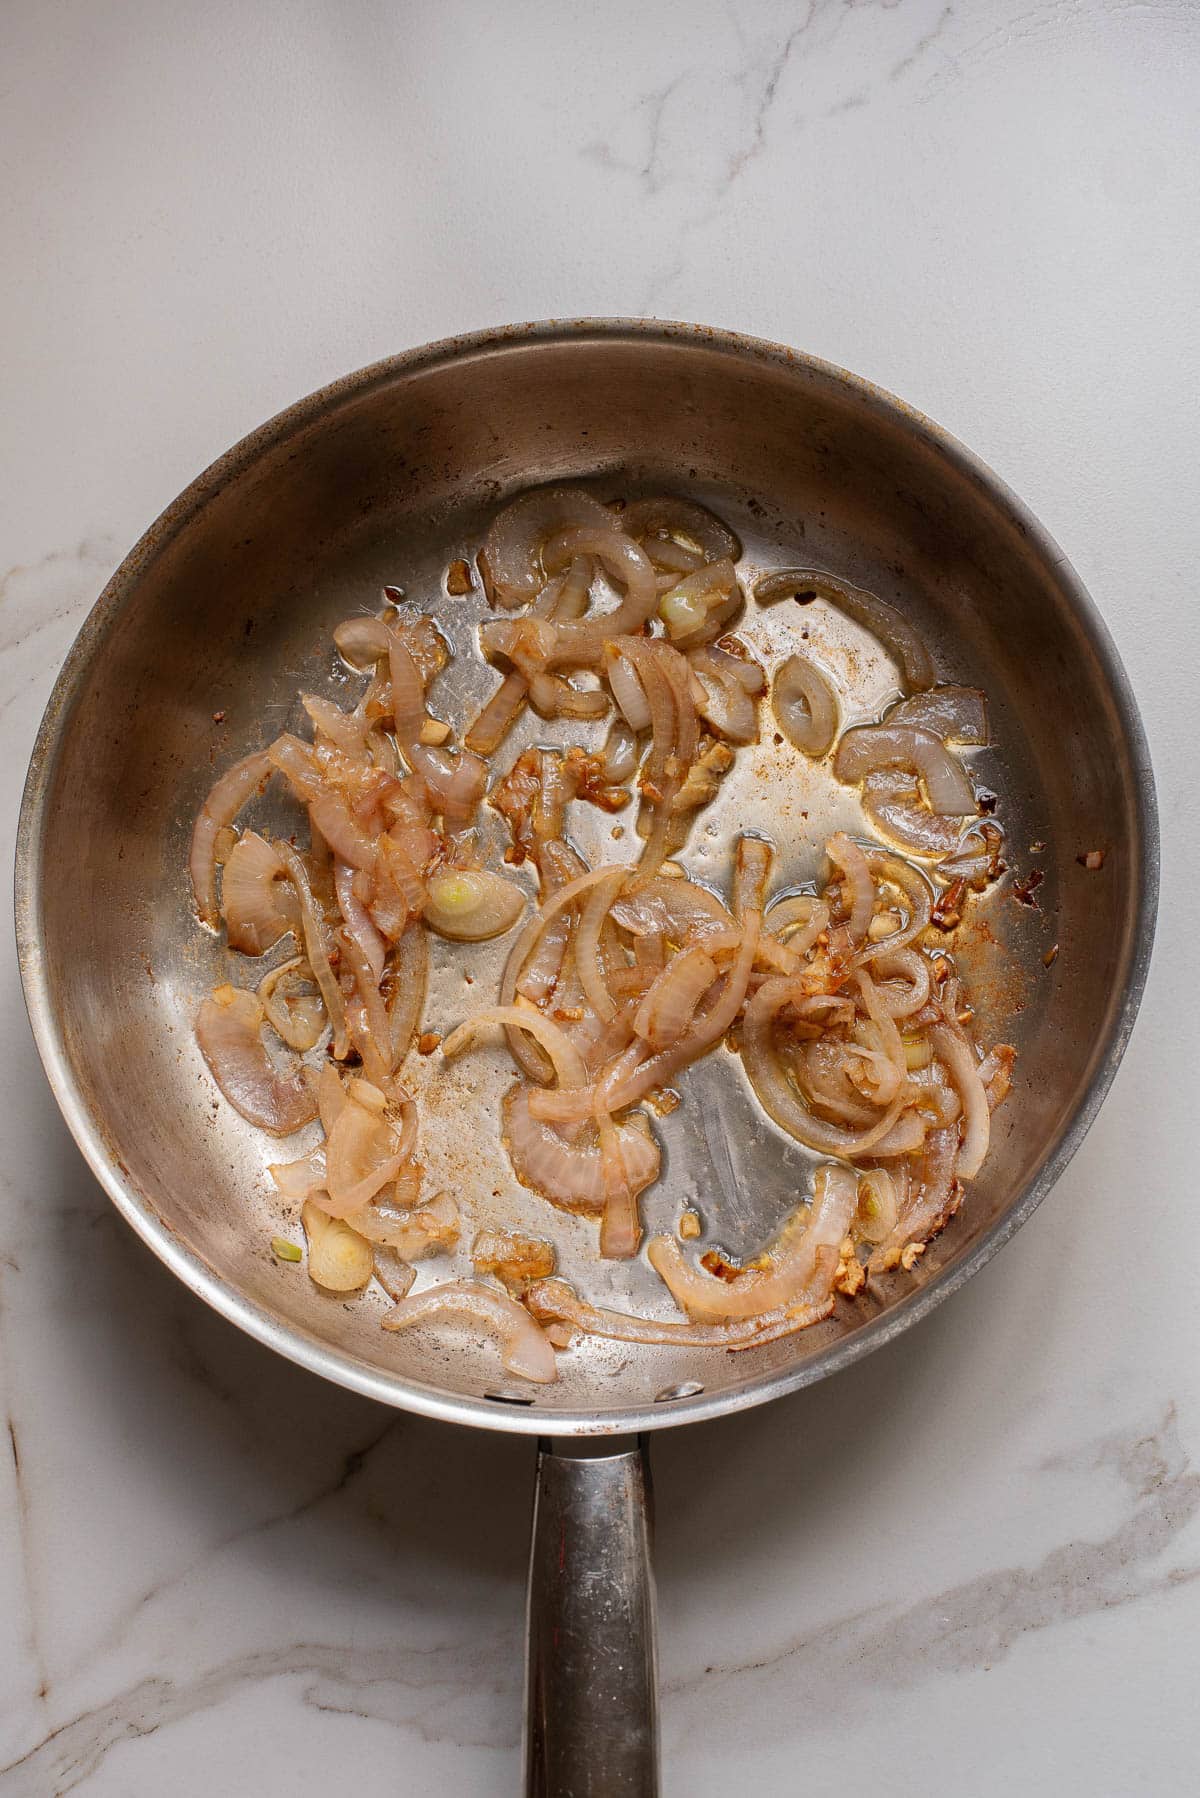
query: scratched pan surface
15 322 1157 1433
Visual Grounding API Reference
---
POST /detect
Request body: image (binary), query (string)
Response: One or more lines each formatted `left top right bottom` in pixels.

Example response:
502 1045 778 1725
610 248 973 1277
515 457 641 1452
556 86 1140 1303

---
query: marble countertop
3 2 1198 1792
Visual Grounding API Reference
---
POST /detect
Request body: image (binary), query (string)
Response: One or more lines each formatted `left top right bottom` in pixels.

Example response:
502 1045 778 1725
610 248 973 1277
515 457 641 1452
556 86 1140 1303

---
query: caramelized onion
196 985 317 1135
863 770 967 859
742 977 907 1155
222 830 297 955
503 1086 660 1217
648 1164 857 1322
190 750 273 928
479 485 611 609
633 944 720 1049
931 1025 990 1178
835 725 978 816
258 957 325 1052
442 1006 588 1089
381 1280 559 1383
526 1278 832 1348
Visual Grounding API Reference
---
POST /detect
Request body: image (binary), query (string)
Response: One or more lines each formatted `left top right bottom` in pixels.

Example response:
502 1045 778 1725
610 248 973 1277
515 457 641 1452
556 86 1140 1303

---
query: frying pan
15 322 1157 1794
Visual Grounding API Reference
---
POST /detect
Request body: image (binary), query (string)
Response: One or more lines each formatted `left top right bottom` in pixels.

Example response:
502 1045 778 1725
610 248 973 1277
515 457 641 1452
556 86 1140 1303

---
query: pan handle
523 1435 659 1796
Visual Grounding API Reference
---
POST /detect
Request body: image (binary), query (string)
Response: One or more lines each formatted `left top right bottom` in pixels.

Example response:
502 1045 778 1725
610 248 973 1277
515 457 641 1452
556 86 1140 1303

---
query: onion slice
424 869 526 941
221 830 297 955
526 1279 833 1348
441 1006 588 1089
381 1280 559 1384
190 751 273 928
835 725 978 816
754 568 935 693
479 486 611 609
931 1025 990 1179
886 684 988 744
647 1164 857 1322
196 985 318 1135
772 652 838 756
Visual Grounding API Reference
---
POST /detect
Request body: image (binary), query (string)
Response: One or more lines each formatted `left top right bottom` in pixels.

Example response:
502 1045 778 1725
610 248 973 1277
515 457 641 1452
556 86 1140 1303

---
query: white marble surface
2 1 1198 1791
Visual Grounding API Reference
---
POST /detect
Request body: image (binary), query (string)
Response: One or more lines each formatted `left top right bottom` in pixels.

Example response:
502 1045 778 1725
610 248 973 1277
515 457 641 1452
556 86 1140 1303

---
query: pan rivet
654 1381 704 1402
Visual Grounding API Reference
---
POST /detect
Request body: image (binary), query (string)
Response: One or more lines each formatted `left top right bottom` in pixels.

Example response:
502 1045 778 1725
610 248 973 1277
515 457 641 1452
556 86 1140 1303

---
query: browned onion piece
854 852 933 960
221 830 298 955
526 1278 832 1348
381 1280 559 1383
479 485 611 609
190 750 273 928
410 745 487 830
886 684 988 745
772 651 838 755
854 1168 899 1244
741 977 907 1156
319 1079 409 1217
647 1163 857 1322
979 1044 1017 1110
196 985 318 1135
472 1229 556 1291
866 947 931 1019
503 1086 660 1217
835 725 978 816
349 1190 459 1258
868 1126 958 1272
575 868 625 1022
465 668 528 756
620 496 742 565
764 893 829 957
633 943 721 1049
754 569 935 693
335 859 386 984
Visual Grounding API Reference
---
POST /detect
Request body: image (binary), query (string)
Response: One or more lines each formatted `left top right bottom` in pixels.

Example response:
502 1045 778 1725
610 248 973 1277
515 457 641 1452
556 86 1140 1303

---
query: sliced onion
835 725 978 816
575 868 625 1022
690 649 760 743
411 745 488 829
620 497 742 565
931 1025 990 1179
600 717 639 783
854 1168 899 1244
528 672 609 720
868 1126 958 1272
826 834 874 943
472 1229 557 1291
442 1007 587 1089
540 529 658 662
503 1086 660 1217
772 652 838 755
335 860 386 984
387 922 429 1066
258 957 325 1052
381 1280 559 1384
301 1200 373 1292
321 1081 408 1218
979 1043 1017 1110
610 875 734 941
863 770 967 859
866 947 931 1019
349 1190 460 1258
658 559 740 646
526 1278 832 1348
275 842 349 1059
478 485 611 609
633 945 720 1049
855 853 934 960
887 685 988 745
196 985 318 1135
334 616 390 670
647 1164 857 1323
741 977 907 1156
424 869 526 941
190 750 273 928
465 669 528 756
754 568 935 693
221 830 297 955
302 693 367 755
268 1145 326 1201
605 645 652 731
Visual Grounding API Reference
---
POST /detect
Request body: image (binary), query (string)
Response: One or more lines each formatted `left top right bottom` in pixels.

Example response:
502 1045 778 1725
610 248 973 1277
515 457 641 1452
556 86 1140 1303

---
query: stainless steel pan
15 322 1157 1794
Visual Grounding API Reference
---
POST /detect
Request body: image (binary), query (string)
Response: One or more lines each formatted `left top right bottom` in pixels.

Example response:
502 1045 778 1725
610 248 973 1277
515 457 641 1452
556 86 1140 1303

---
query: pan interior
20 329 1150 1429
